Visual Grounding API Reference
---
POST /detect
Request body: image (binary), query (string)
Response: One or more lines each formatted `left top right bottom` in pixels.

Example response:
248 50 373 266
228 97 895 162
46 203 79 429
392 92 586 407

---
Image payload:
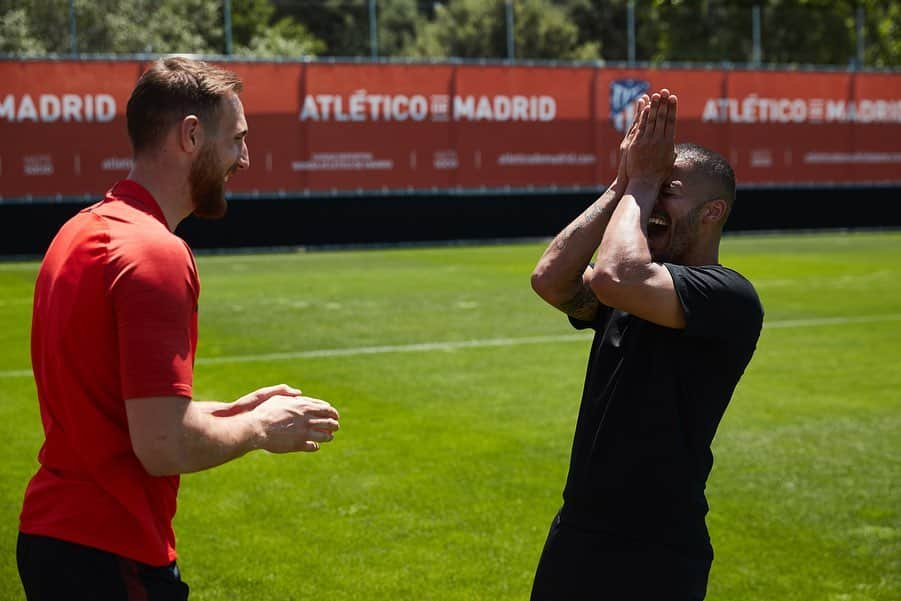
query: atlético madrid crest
610 79 650 132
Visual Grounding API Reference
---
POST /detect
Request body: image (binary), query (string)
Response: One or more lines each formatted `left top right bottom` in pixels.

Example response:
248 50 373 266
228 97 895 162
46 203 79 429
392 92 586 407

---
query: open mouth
648 213 670 237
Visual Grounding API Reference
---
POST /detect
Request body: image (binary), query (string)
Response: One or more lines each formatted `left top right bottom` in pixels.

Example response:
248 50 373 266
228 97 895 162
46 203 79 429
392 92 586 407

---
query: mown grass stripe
3 312 900 379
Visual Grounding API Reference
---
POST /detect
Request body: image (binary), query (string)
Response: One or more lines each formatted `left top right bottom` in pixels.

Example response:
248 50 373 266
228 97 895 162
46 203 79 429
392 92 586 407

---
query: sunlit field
1 231 898 600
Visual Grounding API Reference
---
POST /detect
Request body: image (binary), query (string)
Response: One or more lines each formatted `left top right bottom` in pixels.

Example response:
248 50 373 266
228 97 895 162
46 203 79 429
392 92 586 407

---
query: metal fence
1 1 896 68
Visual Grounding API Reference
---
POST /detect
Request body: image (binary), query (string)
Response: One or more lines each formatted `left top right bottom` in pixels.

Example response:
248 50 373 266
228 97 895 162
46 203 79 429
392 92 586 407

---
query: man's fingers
646 93 661 137
635 104 651 142
298 395 330 406
629 96 646 131
255 384 302 401
624 116 637 143
306 429 335 443
654 90 670 139
230 384 302 414
309 418 340 432
305 403 340 420
300 441 320 452
629 96 646 138
665 93 678 140
295 396 339 416
634 94 651 138
305 407 340 421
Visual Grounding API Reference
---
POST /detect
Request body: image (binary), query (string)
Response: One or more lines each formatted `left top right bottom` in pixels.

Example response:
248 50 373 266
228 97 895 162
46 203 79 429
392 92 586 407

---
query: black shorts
530 514 712 601
17 532 189 601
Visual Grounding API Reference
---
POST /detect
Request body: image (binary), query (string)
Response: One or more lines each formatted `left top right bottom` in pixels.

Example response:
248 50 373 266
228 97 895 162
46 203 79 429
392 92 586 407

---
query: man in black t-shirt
529 89 763 600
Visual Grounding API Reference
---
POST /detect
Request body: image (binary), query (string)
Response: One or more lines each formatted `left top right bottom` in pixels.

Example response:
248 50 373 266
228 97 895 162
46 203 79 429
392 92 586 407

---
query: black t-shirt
559 263 763 558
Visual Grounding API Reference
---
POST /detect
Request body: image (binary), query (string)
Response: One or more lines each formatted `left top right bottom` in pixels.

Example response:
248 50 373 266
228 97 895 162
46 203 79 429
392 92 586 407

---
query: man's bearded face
190 141 233 219
650 201 704 263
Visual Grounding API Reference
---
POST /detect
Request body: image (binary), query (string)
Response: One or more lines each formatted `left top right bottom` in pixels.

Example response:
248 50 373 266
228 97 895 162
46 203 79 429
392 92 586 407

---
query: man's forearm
173 407 263 474
531 179 625 304
595 179 659 279
127 391 338 476
127 398 262 477
192 400 255 417
193 400 230 414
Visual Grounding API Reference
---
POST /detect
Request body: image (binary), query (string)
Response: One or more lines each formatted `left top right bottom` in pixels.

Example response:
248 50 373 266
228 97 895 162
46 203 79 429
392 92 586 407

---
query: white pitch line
2 313 900 379
762 313 901 329
196 333 592 365
1 368 33 378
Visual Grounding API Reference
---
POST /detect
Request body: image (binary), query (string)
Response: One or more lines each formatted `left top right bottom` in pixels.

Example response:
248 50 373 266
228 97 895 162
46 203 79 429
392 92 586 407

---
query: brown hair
126 57 243 156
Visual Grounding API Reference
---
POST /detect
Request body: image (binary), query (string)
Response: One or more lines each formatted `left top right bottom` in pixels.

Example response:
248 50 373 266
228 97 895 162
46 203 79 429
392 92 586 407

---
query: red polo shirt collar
106 180 169 229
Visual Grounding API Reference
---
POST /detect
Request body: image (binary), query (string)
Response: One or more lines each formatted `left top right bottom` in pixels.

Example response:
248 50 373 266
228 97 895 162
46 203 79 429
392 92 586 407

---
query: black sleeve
568 304 614 331
664 264 764 339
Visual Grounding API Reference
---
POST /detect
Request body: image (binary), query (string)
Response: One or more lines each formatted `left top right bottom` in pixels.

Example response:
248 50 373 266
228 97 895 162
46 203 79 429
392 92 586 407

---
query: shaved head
674 143 736 225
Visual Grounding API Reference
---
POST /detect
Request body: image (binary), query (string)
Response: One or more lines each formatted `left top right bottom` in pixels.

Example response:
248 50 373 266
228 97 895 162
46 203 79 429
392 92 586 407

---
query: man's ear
703 199 728 224
179 115 202 153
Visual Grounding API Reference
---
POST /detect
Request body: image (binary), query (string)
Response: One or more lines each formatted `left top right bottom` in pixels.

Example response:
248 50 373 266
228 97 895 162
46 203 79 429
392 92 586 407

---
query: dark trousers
17 532 189 601
531 514 711 601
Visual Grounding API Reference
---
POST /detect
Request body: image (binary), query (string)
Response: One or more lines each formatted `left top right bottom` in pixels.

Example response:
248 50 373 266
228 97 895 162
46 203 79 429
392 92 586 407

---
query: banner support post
68 0 77 55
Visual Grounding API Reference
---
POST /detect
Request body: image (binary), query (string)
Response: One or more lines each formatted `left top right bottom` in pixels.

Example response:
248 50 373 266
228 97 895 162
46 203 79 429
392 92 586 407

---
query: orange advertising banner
1 59 899 202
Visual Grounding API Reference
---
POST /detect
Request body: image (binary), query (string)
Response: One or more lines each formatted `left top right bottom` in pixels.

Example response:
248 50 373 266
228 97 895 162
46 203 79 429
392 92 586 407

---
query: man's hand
210 383 303 417
625 89 677 188
616 94 648 185
253 395 341 453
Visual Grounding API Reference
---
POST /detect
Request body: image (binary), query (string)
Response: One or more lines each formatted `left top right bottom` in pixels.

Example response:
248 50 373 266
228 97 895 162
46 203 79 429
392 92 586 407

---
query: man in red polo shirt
18 57 340 600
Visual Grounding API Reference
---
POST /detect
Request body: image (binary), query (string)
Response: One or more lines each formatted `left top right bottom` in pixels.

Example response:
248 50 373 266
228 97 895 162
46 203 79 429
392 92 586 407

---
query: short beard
189 143 228 219
659 203 704 264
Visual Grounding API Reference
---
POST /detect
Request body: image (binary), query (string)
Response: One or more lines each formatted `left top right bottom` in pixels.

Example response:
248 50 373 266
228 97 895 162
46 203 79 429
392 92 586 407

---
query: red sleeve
108 236 198 400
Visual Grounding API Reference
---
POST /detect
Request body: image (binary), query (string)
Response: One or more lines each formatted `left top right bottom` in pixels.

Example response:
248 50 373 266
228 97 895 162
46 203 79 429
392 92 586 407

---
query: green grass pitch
0 231 898 600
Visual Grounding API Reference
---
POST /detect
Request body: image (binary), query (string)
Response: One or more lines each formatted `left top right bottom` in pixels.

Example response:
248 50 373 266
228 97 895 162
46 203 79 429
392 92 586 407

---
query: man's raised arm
587 89 686 329
531 97 646 322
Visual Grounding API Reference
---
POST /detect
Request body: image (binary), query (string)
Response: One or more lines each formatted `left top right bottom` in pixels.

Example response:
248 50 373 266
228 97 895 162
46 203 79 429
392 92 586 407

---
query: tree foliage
648 1 753 64
271 0 421 58
865 0 901 68
0 0 318 56
0 0 897 67
0 7 46 53
404 0 598 60
232 0 324 57
512 0 600 60
0 0 222 54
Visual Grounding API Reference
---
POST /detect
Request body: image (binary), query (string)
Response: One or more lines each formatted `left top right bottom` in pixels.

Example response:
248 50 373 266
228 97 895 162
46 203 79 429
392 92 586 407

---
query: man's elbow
586 265 618 306
587 262 646 307
530 264 556 301
531 265 574 307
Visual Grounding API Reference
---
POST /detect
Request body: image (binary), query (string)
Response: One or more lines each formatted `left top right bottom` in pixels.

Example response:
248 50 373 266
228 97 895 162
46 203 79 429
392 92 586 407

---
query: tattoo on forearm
553 201 615 251
554 222 582 250
556 283 600 319
585 199 613 223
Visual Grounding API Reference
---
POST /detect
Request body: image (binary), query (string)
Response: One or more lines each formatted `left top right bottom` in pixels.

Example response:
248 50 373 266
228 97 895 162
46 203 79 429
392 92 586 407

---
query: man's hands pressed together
624 89 678 204
529 91 649 322
532 86 687 328
586 88 688 329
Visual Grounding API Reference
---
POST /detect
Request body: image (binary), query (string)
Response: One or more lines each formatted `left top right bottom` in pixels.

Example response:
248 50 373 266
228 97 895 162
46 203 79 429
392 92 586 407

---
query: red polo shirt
20 180 199 566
